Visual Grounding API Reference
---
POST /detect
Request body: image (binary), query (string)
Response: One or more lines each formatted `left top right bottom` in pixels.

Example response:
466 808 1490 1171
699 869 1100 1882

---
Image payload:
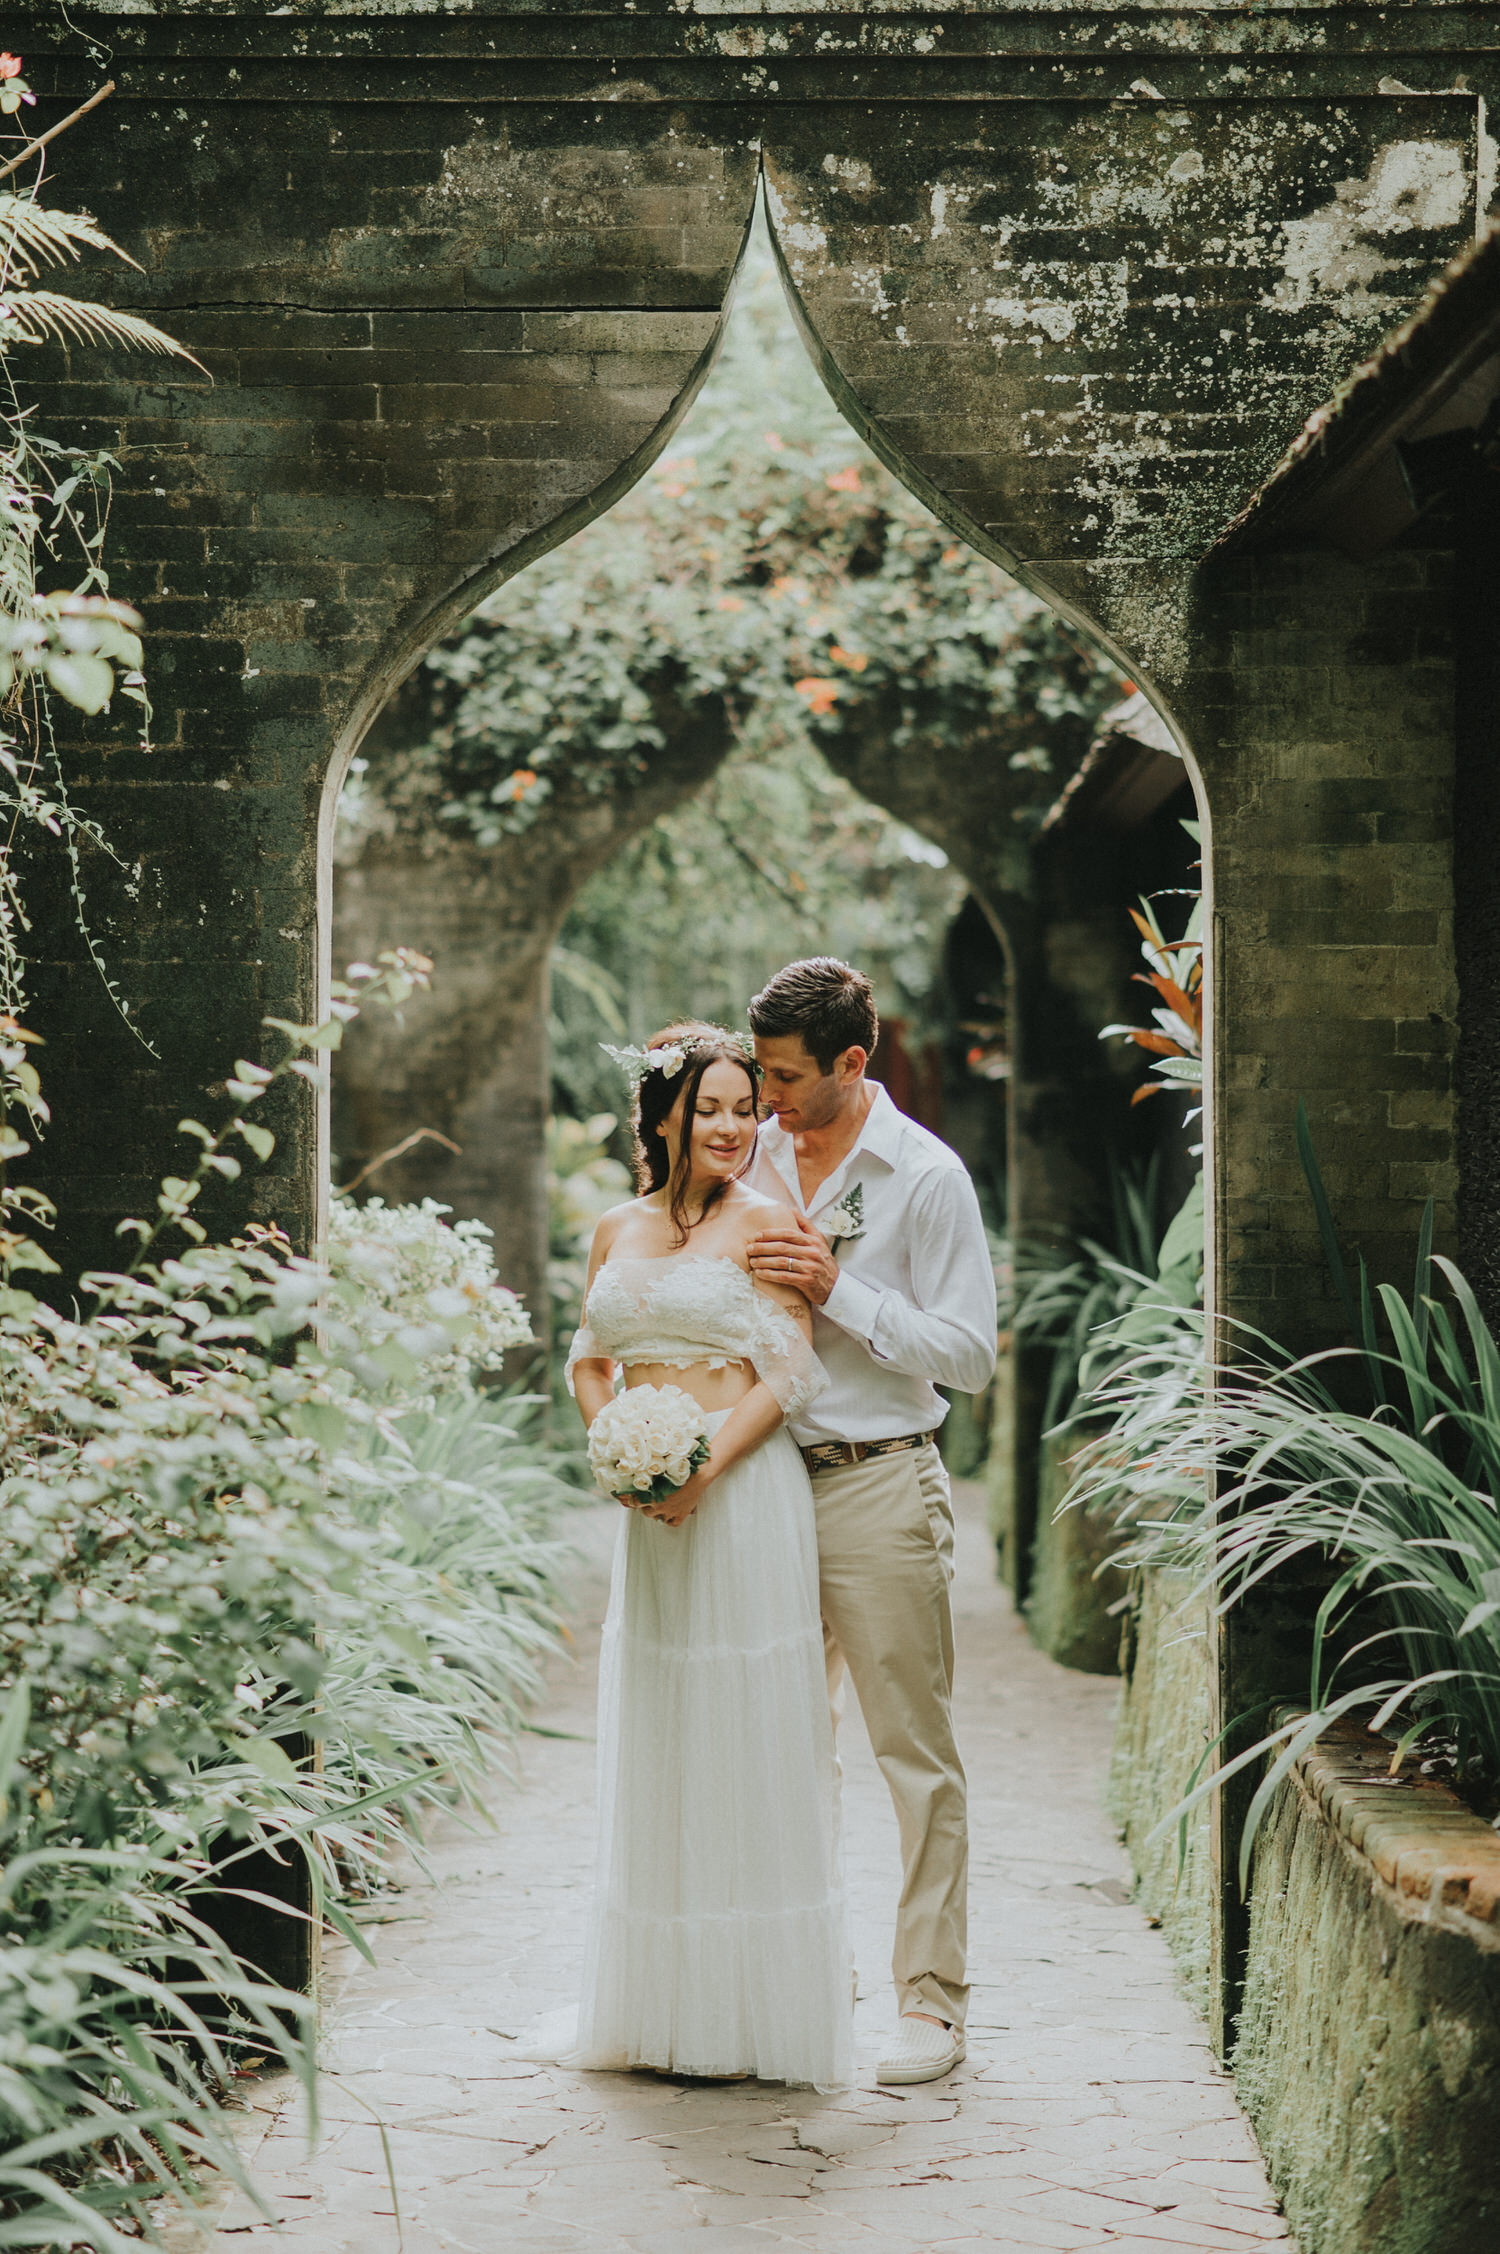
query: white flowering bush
588 1382 711 1502
0 1025 575 2244
327 1194 534 1397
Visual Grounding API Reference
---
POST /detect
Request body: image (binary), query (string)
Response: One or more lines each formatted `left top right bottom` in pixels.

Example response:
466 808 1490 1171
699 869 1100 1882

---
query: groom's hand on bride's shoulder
748 1211 838 1306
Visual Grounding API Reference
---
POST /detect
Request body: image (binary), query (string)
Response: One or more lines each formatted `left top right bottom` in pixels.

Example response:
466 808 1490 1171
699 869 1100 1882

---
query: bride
565 1020 853 2090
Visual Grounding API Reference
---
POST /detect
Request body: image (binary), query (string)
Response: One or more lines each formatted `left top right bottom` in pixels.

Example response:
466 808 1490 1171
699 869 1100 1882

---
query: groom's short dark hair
748 958 878 1074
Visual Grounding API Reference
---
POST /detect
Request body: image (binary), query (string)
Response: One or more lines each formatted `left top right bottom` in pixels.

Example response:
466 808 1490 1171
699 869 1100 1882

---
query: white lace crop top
564 1254 828 1422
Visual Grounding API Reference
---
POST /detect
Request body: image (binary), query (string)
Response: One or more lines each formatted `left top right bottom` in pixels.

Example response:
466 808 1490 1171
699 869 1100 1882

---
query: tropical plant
312 1389 581 1845
1077 1116 1500 1881
0 1763 316 2253
0 190 191 363
1099 820 1204 1149
1014 1162 1204 1429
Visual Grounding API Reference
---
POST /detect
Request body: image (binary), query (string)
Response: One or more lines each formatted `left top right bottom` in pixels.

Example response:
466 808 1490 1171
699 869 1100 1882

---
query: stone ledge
1286 1711 1500 1950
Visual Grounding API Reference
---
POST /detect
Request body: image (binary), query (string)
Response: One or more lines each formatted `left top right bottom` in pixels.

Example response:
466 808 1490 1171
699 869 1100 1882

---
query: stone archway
331 681 740 1317
19 8 1483 2040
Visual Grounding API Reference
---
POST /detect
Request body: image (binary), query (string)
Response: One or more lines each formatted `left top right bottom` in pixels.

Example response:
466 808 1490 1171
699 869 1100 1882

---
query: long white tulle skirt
574 1413 853 2091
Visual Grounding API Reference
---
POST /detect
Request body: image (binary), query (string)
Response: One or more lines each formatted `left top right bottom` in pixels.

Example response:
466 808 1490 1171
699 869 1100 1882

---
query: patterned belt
800 1431 936 1476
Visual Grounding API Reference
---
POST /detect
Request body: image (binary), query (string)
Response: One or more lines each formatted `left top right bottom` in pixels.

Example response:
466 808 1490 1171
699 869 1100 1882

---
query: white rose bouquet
588 1383 712 1505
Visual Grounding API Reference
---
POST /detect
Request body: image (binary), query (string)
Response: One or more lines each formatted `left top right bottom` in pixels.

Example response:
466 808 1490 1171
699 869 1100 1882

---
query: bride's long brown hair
633 1021 762 1245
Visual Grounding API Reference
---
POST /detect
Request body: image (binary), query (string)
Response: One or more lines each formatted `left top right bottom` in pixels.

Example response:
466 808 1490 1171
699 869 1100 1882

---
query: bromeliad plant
1100 820 1204 1152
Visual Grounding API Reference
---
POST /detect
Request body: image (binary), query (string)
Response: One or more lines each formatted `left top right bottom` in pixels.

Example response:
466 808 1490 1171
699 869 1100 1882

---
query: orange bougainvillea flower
509 769 539 800
828 644 868 672
794 677 840 716
716 594 744 612
764 430 786 452
825 466 861 492
0 54 23 78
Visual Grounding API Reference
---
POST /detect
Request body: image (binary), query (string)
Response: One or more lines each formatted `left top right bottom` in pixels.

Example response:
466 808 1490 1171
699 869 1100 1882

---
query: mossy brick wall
1110 1568 1215 2022
1236 1726 1500 2254
13 2 1486 1317
21 29 758 1273
1185 546 1459 1356
1025 1428 1130 1677
17 23 1478 1537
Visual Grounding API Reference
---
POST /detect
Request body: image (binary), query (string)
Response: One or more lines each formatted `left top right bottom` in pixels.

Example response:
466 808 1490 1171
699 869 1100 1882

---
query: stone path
195 1483 1293 2253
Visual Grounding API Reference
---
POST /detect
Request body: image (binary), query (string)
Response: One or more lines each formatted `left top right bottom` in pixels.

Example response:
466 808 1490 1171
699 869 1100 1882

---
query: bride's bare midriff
621 1359 757 1413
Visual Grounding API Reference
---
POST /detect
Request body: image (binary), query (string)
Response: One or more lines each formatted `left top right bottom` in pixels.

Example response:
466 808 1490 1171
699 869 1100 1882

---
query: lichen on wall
1110 1569 1215 2017
1237 1768 1500 2254
764 98 1477 579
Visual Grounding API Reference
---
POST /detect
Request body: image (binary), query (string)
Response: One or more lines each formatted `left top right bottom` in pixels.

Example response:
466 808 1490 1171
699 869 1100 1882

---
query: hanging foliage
345 216 1117 860
0 119 200 1281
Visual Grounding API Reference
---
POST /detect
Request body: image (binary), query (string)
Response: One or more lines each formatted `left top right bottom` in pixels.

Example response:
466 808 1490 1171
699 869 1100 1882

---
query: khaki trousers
810 1441 968 2030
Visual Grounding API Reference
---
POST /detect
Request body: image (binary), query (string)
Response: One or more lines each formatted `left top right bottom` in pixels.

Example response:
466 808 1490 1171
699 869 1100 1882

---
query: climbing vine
0 127 198 1278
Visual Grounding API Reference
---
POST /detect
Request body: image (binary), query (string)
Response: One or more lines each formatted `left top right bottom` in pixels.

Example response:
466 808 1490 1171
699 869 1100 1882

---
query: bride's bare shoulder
591 1195 655 1250
723 1183 791 1235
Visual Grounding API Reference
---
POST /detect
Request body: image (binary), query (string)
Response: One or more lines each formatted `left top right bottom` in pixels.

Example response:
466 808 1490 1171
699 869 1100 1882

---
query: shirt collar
760 1079 904 1210
853 1081 905 1169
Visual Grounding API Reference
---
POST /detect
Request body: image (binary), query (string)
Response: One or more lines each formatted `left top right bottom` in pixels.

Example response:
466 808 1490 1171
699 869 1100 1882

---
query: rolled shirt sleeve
820 1166 997 1395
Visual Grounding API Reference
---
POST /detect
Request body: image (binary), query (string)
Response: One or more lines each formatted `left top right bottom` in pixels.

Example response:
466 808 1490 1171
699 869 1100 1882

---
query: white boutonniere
823 1182 865 1249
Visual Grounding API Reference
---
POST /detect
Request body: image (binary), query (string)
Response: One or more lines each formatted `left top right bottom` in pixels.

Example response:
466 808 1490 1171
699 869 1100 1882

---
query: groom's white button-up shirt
751 1081 998 1447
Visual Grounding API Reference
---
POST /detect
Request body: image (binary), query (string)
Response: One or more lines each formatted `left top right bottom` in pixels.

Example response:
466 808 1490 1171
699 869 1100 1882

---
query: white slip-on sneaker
876 2015 966 2086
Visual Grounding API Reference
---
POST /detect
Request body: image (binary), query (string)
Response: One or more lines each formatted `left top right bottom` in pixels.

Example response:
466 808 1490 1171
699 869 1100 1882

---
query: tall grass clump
1015 1161 1204 1432
1075 1106 1500 1879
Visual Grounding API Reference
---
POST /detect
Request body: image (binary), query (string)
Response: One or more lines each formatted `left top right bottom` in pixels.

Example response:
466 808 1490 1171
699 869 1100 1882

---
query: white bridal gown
565 1254 853 2091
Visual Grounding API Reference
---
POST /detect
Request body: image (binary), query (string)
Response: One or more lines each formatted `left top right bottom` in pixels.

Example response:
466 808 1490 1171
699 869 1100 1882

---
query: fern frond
0 291 203 366
0 192 134 282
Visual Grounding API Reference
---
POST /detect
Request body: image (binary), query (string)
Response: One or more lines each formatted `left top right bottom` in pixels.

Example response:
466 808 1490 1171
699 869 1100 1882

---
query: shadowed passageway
188 1487 1290 2254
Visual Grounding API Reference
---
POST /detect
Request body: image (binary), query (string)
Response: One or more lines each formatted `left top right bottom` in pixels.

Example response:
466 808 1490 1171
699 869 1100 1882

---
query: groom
745 958 997 2086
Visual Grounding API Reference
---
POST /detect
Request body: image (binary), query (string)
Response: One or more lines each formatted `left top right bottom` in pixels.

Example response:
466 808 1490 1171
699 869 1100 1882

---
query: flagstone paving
190 1482 1293 2253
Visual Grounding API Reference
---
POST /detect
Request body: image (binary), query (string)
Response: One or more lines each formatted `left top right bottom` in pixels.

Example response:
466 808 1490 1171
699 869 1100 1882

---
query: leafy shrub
1077 1118 1500 1877
327 1193 533 1399
0 1030 579 2244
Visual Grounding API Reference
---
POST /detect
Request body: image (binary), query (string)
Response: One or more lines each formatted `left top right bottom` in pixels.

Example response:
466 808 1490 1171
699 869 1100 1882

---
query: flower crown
600 1031 754 1089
